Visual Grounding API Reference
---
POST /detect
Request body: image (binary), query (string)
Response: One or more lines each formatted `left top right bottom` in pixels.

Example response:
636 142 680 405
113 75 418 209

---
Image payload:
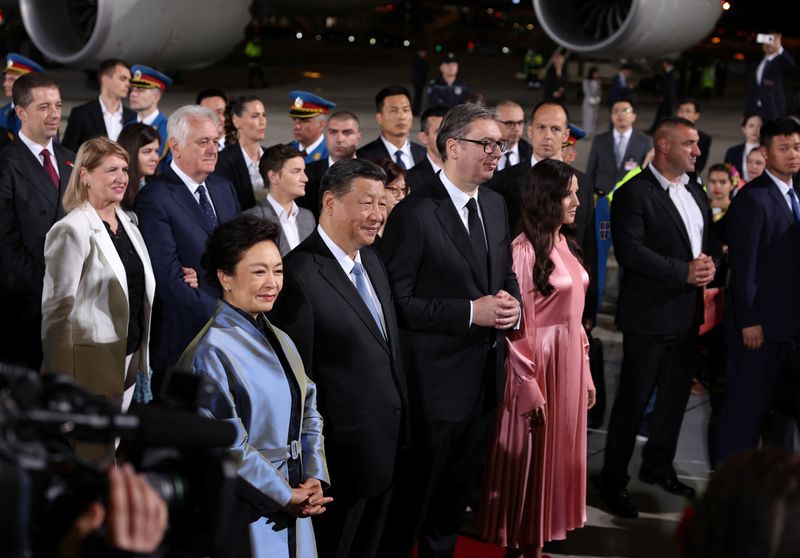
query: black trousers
602 329 697 489
379 408 494 558
715 336 790 466
313 484 393 558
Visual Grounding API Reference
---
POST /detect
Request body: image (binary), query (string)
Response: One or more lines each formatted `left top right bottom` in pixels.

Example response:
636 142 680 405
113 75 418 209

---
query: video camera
0 364 240 558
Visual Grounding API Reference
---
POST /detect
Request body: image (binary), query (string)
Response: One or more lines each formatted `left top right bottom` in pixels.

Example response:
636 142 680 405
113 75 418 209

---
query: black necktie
466 198 489 286
196 184 218 228
503 151 512 169
394 149 406 170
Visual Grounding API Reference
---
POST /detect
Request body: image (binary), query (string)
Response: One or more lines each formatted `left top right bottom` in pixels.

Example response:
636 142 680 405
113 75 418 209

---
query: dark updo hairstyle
374 158 407 189
201 215 281 294
259 143 305 186
117 123 161 209
519 158 583 296
684 449 800 558
224 94 263 147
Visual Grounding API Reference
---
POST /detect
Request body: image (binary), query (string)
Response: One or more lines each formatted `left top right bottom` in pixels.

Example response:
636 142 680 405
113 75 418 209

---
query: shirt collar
139 109 160 126
266 193 299 219
380 135 410 157
170 160 204 189
317 223 362 275
439 169 478 210
239 143 264 166
765 168 794 194
98 96 122 118
301 133 324 154
614 128 632 142
530 152 562 167
765 47 784 62
427 153 442 173
18 130 54 156
650 163 689 191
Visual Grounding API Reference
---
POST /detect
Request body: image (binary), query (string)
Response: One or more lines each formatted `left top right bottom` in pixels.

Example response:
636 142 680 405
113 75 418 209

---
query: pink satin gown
480 233 593 548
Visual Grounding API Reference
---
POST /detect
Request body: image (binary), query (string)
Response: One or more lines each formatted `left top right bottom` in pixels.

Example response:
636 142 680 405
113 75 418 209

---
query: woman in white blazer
42 137 156 413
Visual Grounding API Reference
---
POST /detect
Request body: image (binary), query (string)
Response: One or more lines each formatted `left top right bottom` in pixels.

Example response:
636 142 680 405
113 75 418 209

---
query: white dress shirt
18 130 59 177
650 165 704 258
613 128 632 166
170 160 217 217
301 133 324 155
241 144 265 192
530 152 562 167
267 194 301 250
756 47 784 86
380 135 414 169
317 224 386 332
139 109 160 126
764 168 796 213
98 96 124 141
427 154 442 174
496 142 520 171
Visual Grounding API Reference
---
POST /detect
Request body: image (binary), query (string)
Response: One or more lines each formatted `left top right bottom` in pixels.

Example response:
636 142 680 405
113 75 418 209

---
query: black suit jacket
724 143 747 178
744 49 797 121
611 166 718 335
269 231 407 498
296 158 329 220
405 157 439 193
62 98 136 153
380 176 521 421
357 137 426 166
134 167 240 370
725 172 800 342
0 138 74 365
214 144 259 211
487 160 598 323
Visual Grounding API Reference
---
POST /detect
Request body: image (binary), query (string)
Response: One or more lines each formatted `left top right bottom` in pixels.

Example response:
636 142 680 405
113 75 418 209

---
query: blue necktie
789 188 800 223
351 261 386 338
196 184 218 228
394 149 406 170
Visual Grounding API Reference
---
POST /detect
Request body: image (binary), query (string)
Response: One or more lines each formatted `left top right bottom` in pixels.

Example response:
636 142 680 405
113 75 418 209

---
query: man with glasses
494 100 531 171
585 99 652 195
379 103 521 558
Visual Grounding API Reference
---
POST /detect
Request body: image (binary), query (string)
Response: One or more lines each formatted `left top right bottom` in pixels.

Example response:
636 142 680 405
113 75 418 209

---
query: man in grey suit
245 144 315 256
586 99 652 194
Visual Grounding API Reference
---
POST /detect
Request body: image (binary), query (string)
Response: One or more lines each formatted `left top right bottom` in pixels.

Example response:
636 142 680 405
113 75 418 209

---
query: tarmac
42 37 762 557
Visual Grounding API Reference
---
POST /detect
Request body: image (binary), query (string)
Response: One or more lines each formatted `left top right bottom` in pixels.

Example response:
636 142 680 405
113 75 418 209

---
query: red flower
65 160 74 167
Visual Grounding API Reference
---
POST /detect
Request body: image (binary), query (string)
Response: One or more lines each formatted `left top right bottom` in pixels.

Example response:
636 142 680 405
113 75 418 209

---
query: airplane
8 0 723 68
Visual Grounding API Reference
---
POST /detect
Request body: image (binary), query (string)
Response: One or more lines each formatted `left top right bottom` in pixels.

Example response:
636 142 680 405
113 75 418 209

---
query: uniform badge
294 97 304 108
6 59 13 70
313 152 322 161
134 69 143 80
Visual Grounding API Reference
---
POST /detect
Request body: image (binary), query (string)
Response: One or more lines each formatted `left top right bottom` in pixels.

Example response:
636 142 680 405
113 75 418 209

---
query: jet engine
20 0 251 68
532 0 723 59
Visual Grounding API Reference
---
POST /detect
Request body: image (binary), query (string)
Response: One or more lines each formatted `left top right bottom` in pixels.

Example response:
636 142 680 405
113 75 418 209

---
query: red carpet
411 536 506 558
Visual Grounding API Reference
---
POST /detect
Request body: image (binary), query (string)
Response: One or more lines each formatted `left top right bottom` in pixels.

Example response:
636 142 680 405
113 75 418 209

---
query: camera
757 33 776 45
0 364 240 558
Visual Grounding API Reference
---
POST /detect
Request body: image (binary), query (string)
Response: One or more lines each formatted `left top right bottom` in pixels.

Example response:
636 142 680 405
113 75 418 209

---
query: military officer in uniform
126 64 172 171
287 90 336 164
426 52 470 109
1 53 45 141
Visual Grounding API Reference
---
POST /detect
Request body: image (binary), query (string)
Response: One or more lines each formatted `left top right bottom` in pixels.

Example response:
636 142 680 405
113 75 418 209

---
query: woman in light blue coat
178 215 331 558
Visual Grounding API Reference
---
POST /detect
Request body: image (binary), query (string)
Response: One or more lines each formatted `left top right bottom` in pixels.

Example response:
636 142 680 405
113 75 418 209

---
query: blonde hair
62 137 130 212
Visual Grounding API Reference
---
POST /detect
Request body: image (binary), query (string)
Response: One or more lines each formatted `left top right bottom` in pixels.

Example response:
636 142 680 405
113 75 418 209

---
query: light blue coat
178 301 329 558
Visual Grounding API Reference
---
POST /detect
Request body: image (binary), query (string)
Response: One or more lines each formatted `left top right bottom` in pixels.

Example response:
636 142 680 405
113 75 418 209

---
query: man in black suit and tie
601 117 718 518
493 100 532 172
379 104 521 558
62 59 135 152
0 72 74 369
743 31 796 122
270 159 407 558
357 85 426 169
134 106 240 372
405 105 448 193
716 118 800 464
298 110 362 220
585 99 652 194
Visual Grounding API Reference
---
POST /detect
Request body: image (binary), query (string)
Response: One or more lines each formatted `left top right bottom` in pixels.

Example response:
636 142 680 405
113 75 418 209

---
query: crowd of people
0 32 798 557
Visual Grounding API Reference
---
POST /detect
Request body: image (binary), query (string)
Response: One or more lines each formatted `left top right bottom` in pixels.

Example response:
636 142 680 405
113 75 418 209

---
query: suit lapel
646 172 693 253
10 140 61 211
89 99 107 136
311 233 389 351
82 205 129 298
478 189 503 291
269 321 308 407
206 176 233 222
117 208 156 305
433 193 488 291
165 169 214 234
765 178 795 227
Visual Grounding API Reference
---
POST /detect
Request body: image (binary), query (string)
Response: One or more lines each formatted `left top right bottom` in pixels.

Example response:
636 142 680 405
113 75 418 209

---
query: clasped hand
284 478 333 518
473 290 521 329
687 253 716 287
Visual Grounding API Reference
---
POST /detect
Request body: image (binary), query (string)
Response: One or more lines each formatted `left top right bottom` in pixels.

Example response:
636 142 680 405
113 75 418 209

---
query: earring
224 287 231 292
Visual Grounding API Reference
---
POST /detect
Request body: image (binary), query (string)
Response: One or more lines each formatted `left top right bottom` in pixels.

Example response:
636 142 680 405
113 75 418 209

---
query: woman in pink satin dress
480 159 596 558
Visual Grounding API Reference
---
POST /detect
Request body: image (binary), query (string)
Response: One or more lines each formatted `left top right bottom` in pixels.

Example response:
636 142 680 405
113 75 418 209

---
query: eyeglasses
498 119 525 127
612 108 633 115
456 137 508 154
385 185 407 199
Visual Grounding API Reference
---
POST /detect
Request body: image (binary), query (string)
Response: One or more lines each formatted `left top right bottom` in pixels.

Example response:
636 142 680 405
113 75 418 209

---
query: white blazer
41 202 156 403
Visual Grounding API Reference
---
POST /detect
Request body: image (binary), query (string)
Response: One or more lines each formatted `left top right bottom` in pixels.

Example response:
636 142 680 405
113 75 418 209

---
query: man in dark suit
494 100 532 172
676 99 712 183
357 85 426 169
716 118 800 464
298 110 362 220
488 100 597 325
0 72 74 369
270 159 407 558
607 64 633 107
586 99 652 194
647 59 676 134
744 32 796 122
379 104 521 558
724 114 763 180
601 117 717 518
62 59 135 152
405 105 448 193
134 105 240 372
